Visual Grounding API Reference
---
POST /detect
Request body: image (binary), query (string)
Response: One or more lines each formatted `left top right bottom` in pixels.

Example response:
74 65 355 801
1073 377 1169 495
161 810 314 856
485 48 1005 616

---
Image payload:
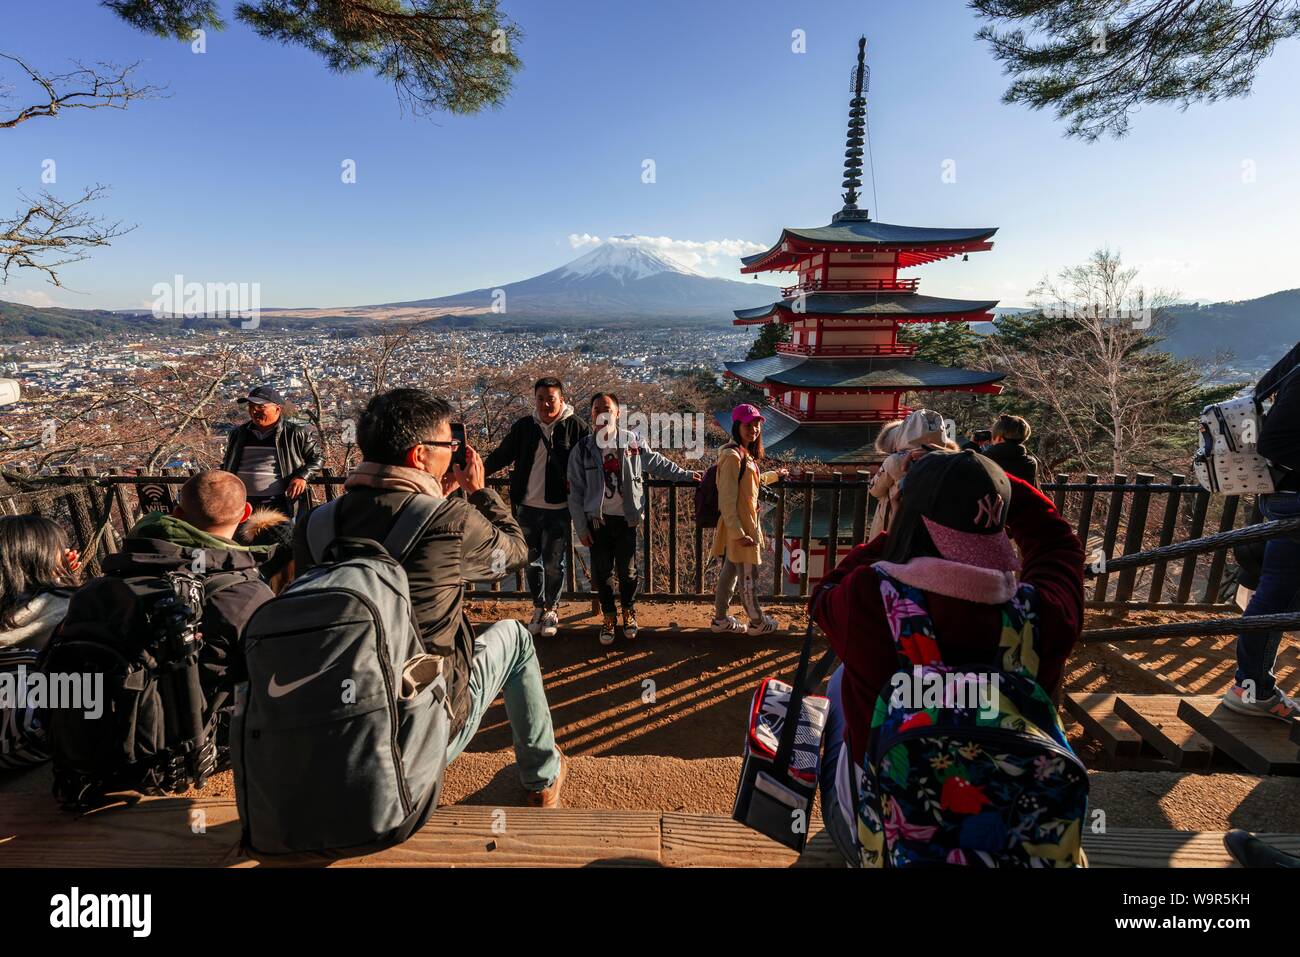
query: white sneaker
526 608 545 636
1222 684 1300 722
540 609 559 638
710 615 747 634
598 614 617 646
746 615 780 636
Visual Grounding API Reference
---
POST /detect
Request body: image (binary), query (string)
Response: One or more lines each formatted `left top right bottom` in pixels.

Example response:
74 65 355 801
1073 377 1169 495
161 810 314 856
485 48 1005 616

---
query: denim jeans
589 515 639 615
445 618 562 791
818 666 859 866
1235 492 1300 697
517 505 570 609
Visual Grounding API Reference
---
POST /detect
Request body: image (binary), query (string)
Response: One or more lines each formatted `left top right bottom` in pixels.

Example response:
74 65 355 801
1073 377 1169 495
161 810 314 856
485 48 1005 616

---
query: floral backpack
855 569 1088 867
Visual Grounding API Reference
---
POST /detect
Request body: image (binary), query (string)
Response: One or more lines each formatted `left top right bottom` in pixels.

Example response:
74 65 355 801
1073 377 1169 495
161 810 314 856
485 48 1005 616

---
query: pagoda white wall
817 393 896 411
820 327 895 347
824 265 896 281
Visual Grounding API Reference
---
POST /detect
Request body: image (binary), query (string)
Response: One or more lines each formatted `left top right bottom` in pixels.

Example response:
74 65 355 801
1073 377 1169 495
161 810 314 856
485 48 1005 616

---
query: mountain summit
558 241 706 282
374 241 770 320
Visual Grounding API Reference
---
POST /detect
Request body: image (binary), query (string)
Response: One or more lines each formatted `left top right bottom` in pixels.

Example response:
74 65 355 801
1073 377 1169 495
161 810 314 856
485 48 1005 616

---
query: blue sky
3 0 1299 311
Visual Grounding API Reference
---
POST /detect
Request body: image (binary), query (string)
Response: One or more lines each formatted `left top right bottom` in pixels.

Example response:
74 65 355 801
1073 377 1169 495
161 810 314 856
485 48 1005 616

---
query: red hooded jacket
811 475 1085 766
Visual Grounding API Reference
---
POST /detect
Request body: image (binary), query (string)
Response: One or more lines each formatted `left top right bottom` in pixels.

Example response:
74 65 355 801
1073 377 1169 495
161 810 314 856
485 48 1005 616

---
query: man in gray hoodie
484 377 591 637
568 393 698 645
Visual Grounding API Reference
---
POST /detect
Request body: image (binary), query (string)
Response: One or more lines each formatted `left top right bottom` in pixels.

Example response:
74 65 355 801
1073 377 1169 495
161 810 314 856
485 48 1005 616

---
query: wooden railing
0 468 1264 612
768 402 906 423
779 277 920 297
775 342 917 357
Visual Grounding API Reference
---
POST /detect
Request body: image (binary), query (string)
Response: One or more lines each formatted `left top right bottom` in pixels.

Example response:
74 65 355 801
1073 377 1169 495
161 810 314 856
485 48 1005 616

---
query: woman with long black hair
0 514 80 769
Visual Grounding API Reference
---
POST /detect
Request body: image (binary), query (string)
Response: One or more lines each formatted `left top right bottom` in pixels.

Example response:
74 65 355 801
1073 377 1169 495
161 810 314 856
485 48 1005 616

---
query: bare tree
986 248 1224 476
142 349 237 470
300 363 337 466
0 54 163 129
0 186 132 287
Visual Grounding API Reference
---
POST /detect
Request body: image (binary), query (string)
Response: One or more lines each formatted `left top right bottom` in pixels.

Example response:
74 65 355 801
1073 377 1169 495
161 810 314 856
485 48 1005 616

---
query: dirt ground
7 598 1296 835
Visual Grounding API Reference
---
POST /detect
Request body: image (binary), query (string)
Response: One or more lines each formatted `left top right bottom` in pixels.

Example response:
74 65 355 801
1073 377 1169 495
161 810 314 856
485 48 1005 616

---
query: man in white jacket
568 393 698 645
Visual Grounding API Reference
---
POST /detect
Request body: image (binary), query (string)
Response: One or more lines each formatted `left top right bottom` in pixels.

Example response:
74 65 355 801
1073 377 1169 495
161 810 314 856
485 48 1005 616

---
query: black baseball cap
898 449 1020 572
237 385 284 406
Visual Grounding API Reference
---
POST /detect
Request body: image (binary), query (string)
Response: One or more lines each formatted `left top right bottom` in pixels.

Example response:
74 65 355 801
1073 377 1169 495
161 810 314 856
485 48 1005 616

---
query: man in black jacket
1226 341 1300 721
981 414 1040 487
483 377 591 638
221 385 323 518
293 388 566 806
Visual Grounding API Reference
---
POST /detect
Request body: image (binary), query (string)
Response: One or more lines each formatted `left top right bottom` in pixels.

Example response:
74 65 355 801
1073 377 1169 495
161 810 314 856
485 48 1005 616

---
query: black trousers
590 514 639 616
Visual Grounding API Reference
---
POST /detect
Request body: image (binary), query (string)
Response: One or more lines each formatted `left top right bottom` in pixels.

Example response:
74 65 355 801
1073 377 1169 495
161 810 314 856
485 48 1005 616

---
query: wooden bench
3 793 1298 867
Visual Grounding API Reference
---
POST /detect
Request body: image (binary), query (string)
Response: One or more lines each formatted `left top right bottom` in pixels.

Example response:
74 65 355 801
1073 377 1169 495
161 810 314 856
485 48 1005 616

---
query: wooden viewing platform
3 793 1299 868
1068 692 1300 776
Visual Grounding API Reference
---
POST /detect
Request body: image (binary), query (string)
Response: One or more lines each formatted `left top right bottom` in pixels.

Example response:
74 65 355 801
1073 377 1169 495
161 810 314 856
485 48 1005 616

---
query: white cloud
3 288 67 308
567 232 767 277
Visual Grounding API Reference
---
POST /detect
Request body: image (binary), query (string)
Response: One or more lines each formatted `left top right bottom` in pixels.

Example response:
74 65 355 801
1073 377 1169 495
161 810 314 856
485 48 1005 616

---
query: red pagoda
721 37 1004 465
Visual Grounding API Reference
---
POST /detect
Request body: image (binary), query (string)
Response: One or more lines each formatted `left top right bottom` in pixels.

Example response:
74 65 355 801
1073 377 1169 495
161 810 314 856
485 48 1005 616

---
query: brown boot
525 751 567 808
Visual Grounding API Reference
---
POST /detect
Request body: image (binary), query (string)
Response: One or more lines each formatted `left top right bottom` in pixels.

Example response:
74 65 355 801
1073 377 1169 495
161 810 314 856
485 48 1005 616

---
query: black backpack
40 567 250 809
694 451 748 528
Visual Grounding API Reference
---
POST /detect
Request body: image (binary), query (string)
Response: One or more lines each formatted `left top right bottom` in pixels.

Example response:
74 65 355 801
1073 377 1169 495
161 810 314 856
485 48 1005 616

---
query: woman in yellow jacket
711 404 787 635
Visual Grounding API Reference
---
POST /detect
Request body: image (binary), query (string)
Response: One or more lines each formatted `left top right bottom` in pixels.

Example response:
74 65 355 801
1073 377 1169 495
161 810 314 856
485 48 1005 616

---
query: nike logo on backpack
267 659 344 698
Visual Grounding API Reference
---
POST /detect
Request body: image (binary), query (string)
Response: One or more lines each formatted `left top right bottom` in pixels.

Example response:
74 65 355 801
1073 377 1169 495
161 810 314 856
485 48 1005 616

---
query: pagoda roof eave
733 293 999 323
740 222 998 273
723 355 1006 391
715 408 883 465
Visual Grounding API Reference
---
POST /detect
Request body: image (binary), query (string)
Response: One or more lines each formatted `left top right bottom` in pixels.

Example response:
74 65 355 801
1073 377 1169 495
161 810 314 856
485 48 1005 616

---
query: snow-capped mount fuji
557 242 706 282
374 240 773 322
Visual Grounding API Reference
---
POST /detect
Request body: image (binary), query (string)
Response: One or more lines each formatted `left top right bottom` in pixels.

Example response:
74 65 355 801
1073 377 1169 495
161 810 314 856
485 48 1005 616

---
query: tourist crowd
2 348 1297 865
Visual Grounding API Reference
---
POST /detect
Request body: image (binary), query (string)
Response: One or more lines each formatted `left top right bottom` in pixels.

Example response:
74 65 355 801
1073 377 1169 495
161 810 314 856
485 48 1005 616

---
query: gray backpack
231 494 452 856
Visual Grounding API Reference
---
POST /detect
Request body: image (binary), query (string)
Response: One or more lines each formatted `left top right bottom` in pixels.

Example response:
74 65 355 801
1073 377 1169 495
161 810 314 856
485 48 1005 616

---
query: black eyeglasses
418 439 461 451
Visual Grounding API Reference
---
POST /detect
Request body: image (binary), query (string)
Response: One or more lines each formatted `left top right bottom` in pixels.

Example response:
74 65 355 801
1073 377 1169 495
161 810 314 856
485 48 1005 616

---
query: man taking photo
221 385 323 518
294 388 566 805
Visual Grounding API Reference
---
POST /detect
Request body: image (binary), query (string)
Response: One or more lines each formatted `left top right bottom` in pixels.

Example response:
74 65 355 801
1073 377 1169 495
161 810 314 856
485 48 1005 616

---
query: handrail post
1147 474 1185 603
1113 473 1154 605
1092 473 1128 604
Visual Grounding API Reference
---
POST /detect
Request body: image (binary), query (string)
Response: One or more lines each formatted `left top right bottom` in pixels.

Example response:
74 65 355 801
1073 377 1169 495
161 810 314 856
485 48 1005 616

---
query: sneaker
710 615 747 634
746 614 780 636
525 751 567 808
540 608 559 638
1221 683 1300 722
526 607 545 636
599 614 617 646
622 609 638 641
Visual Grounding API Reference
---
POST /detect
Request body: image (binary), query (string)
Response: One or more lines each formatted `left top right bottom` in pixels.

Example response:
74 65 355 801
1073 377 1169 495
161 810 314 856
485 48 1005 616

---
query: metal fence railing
0 467 1265 612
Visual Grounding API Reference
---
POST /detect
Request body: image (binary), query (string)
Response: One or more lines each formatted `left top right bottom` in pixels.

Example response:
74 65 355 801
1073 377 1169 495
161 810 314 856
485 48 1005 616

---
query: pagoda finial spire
834 36 871 223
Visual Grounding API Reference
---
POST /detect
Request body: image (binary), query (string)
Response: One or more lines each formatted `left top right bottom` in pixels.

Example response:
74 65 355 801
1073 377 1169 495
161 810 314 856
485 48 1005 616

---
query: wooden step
1178 697 1300 775
4 791 1297 868
1084 829 1300 868
1064 692 1143 756
1113 695 1217 769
